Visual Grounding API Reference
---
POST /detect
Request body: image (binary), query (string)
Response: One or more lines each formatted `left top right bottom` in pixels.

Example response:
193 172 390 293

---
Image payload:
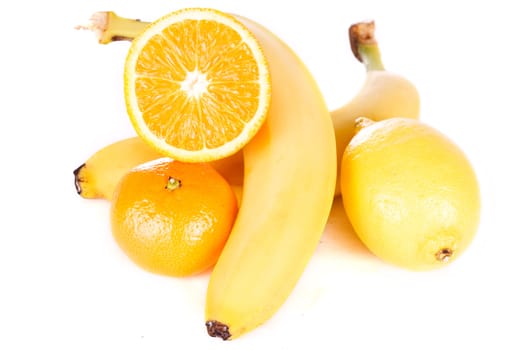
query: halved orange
124 8 271 162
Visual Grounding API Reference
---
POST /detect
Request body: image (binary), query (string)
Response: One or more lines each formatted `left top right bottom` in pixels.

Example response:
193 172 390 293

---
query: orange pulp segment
124 8 271 162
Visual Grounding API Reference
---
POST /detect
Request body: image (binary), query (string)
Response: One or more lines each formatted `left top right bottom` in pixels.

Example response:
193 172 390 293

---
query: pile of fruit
74 8 481 341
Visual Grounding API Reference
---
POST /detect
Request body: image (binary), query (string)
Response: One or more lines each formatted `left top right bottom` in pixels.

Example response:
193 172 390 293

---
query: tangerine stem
166 177 182 191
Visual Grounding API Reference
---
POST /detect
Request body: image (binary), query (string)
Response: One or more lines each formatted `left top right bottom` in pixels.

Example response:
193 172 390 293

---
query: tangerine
110 158 238 277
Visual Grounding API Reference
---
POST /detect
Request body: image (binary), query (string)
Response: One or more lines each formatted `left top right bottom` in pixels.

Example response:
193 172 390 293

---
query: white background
1 1 524 349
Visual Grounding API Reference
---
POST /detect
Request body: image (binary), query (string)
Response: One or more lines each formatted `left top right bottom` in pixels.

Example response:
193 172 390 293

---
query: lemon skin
340 117 481 270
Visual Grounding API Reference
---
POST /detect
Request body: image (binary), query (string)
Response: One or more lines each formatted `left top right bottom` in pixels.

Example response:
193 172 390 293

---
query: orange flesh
133 19 262 151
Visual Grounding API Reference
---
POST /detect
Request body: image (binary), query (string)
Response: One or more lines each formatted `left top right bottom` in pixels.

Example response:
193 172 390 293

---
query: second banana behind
331 21 420 194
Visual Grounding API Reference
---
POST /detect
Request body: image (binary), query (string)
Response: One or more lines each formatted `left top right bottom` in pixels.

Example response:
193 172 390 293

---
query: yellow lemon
340 117 481 270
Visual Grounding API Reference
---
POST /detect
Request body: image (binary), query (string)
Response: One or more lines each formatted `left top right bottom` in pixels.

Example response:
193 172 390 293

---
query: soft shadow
319 196 374 258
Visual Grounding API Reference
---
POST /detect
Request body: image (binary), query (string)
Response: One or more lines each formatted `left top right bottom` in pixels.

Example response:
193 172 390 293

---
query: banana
76 14 420 198
74 136 243 200
331 21 420 194
78 10 336 339
74 12 421 339
203 15 336 339
74 137 164 199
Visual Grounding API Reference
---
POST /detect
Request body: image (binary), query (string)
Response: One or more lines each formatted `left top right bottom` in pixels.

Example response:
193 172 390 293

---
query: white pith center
181 69 209 98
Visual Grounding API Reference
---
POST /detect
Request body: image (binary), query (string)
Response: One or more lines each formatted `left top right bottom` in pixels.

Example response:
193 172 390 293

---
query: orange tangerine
110 158 238 277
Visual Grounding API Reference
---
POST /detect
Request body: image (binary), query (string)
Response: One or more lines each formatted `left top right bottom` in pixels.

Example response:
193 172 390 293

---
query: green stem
349 21 385 71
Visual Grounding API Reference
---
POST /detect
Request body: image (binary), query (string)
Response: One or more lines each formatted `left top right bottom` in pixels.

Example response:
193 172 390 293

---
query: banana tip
73 163 86 195
205 320 231 340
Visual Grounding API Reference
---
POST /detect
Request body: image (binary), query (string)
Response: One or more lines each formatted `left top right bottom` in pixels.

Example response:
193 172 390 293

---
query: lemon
340 117 481 270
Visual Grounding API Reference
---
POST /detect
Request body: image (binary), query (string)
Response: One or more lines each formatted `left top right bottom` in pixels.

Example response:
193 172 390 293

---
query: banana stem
78 12 386 74
75 11 150 44
349 21 385 71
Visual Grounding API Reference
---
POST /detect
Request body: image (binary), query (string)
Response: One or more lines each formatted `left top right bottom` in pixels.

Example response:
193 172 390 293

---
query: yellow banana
331 21 420 194
74 12 422 339
74 136 243 200
203 15 336 339
74 137 164 199
78 10 336 339
77 14 420 198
